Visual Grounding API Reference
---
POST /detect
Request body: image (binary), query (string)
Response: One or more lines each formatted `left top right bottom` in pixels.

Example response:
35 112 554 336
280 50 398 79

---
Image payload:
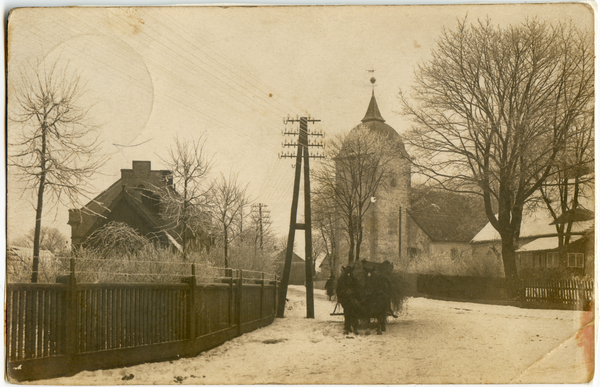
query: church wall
406 215 432 258
366 156 411 266
430 242 472 258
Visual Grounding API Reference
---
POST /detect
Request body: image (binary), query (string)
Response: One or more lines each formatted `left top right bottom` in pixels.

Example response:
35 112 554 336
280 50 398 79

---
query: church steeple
361 77 385 123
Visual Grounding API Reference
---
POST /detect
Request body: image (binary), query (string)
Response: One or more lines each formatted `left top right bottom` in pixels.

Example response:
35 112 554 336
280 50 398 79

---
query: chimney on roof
132 161 151 175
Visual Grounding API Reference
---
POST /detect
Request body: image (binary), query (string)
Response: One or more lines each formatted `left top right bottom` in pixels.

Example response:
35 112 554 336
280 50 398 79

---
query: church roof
408 188 489 243
362 90 385 123
350 89 407 155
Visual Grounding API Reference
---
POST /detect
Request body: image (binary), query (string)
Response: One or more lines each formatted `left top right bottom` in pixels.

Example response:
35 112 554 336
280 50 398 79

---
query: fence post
260 273 265 321
274 278 278 316
235 270 243 336
57 258 78 366
226 268 234 327
181 264 197 344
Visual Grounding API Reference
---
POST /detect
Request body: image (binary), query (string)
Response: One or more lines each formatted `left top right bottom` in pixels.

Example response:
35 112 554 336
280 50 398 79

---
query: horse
336 265 363 335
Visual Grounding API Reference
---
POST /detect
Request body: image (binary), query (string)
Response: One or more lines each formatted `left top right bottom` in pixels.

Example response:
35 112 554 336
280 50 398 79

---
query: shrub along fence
6 263 278 382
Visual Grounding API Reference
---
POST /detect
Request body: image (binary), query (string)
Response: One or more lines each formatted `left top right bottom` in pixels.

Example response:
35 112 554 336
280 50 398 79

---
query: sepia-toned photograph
5 3 595 384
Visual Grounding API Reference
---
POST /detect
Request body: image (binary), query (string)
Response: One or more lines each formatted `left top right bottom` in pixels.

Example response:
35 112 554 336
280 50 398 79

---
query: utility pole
277 116 324 318
252 203 270 251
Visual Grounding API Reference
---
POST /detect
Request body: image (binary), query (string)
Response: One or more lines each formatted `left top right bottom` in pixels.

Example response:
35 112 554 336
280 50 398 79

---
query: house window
547 252 559 268
408 247 418 258
567 253 584 268
519 253 532 268
533 253 546 268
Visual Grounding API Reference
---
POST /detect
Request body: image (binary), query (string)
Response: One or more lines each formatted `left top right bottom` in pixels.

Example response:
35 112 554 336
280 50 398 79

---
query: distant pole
252 203 269 252
277 115 324 318
259 204 264 250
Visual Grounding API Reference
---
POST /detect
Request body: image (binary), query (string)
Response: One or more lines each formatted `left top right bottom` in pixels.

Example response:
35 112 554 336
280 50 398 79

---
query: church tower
340 79 411 265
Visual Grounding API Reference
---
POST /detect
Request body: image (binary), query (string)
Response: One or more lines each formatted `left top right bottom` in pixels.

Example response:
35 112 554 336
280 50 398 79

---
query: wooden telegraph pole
277 116 324 318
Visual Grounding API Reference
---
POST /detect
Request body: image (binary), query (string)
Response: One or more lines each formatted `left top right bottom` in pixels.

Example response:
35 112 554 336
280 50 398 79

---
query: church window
390 175 397 187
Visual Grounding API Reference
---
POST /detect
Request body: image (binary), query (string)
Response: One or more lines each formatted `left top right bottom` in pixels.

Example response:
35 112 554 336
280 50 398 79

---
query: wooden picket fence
522 278 593 309
6 268 278 382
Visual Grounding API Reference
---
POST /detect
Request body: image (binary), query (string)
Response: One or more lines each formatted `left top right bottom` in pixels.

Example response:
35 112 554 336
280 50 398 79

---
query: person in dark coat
325 275 336 300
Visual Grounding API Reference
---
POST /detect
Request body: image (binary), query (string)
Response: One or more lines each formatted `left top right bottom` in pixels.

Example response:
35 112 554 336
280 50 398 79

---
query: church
335 80 489 270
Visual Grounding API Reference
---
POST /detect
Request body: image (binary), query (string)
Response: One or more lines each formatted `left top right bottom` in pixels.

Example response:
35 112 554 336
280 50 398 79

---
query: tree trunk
355 222 363 262
31 180 45 283
500 232 519 299
347 216 355 263
31 126 48 283
224 226 229 268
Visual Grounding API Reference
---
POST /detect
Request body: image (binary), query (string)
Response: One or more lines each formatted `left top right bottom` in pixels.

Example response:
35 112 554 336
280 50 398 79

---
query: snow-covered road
30 285 592 384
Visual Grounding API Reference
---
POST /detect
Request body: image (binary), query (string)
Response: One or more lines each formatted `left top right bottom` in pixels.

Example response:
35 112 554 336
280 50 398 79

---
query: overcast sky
6 4 594 246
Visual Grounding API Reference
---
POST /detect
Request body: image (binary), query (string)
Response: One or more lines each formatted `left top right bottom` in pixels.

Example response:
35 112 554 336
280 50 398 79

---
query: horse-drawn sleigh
332 259 405 335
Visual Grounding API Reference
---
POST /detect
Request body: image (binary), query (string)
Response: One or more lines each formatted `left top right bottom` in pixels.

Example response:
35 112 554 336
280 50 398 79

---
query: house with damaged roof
68 160 211 252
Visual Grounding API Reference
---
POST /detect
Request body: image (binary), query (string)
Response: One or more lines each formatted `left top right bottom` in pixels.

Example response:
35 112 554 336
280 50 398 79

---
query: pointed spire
361 89 385 123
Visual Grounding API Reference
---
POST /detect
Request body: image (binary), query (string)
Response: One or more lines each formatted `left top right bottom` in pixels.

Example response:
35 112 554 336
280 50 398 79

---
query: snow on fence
522 278 593 309
6 266 278 382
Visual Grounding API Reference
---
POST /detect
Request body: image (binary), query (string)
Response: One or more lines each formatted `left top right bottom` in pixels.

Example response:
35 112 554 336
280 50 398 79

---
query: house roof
471 207 594 243
408 189 489 243
82 186 182 250
550 207 594 224
314 253 327 271
515 236 583 253
274 250 305 263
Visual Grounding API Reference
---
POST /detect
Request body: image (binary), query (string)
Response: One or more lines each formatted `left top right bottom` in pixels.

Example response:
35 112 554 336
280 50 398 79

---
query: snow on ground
30 286 592 385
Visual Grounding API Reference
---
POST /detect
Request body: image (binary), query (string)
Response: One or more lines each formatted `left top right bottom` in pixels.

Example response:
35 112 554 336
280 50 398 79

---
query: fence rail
6 268 278 382
522 278 593 308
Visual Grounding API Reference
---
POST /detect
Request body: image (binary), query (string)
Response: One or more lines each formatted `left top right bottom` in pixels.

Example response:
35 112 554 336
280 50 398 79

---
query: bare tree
313 126 401 263
9 61 105 282
401 18 594 292
208 173 250 267
157 135 213 260
539 112 594 259
312 188 339 278
12 226 68 254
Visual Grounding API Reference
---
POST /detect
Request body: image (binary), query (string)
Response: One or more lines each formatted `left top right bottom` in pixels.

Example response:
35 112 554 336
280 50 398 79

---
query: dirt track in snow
29 286 592 385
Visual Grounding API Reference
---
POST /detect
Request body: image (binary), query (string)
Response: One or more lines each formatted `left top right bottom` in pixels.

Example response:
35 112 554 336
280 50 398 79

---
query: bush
404 251 505 278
